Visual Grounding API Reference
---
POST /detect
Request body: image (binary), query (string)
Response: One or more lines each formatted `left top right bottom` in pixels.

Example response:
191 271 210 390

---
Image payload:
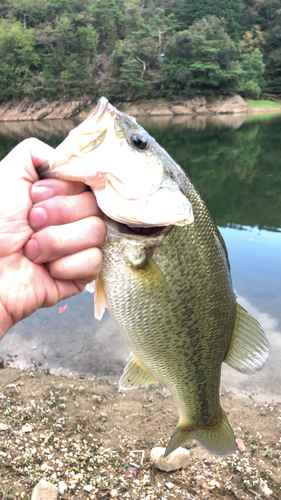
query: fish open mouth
117 222 167 237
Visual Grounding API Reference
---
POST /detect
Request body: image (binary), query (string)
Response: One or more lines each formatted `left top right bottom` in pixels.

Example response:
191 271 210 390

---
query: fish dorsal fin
224 302 269 374
128 249 170 294
89 275 107 321
164 407 236 457
119 352 158 390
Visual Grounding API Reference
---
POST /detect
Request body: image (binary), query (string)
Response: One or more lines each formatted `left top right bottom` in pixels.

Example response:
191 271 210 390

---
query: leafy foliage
0 0 280 101
163 17 243 95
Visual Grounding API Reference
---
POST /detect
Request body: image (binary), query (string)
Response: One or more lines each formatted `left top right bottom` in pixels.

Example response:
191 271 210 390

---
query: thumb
1 138 54 182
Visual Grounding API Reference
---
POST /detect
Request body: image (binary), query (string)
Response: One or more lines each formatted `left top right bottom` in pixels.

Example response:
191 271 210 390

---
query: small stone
210 480 220 488
31 479 59 500
0 423 8 431
261 485 273 496
203 469 213 478
58 481 67 497
22 424 33 433
124 467 138 479
110 491 118 499
204 460 213 466
236 437 246 453
166 482 174 489
92 395 102 403
83 485 92 492
150 447 190 472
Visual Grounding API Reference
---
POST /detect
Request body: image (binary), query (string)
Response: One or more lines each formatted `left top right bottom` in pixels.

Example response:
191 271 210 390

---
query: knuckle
89 217 107 245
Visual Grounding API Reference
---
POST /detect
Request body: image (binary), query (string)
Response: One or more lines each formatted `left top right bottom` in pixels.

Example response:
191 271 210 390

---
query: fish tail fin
164 407 236 458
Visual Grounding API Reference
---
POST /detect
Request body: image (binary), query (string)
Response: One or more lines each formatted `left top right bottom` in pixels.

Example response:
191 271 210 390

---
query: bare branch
133 55 147 78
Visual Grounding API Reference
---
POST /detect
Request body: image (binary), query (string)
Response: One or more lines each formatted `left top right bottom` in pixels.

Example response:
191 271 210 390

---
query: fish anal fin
93 275 107 321
119 352 158 390
164 407 236 457
224 302 269 375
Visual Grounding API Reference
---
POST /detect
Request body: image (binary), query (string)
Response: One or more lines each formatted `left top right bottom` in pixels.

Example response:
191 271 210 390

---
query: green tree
239 48 265 98
262 0 281 93
175 0 244 41
99 35 164 100
163 16 243 95
7 0 47 28
89 0 125 54
78 24 99 58
0 19 39 101
243 0 268 32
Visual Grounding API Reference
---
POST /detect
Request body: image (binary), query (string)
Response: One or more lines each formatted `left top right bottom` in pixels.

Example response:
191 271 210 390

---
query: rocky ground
0 367 280 500
0 95 280 122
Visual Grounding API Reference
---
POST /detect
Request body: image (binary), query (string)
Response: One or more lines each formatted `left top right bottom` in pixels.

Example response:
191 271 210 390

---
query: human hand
0 138 107 340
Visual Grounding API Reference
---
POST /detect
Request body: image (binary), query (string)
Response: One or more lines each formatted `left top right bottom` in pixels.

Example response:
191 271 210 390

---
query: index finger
31 178 89 203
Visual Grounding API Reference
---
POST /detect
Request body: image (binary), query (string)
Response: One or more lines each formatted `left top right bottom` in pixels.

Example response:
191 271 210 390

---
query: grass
246 99 281 108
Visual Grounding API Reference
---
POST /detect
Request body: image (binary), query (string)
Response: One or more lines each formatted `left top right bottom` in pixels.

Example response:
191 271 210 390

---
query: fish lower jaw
102 213 170 240
117 222 167 237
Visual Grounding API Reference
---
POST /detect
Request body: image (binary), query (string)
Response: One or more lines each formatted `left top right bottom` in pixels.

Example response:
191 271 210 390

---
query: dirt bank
0 367 280 499
0 95 280 122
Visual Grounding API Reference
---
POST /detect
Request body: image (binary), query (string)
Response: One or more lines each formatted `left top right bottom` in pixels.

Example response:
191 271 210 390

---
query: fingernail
31 186 53 203
30 207 47 229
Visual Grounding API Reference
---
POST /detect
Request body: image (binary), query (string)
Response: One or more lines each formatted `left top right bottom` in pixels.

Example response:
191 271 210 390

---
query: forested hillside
0 0 281 103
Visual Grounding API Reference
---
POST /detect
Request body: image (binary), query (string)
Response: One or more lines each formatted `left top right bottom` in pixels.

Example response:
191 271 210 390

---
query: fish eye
129 132 149 150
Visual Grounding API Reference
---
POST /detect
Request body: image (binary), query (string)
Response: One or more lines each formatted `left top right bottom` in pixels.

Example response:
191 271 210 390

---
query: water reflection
0 112 249 142
0 119 80 141
0 114 280 402
140 113 248 131
0 294 129 379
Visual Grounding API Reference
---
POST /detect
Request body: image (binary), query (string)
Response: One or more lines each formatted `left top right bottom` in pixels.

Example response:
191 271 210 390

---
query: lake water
0 112 280 404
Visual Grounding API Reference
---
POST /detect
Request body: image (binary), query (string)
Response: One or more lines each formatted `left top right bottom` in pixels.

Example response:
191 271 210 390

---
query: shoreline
0 367 280 499
0 95 280 122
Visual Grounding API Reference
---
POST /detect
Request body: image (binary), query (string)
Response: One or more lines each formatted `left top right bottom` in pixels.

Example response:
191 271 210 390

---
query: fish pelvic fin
92 275 107 321
224 302 269 374
119 352 158 390
164 407 236 458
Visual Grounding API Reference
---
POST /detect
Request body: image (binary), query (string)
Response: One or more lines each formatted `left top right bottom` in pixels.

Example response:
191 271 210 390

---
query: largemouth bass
38 97 269 457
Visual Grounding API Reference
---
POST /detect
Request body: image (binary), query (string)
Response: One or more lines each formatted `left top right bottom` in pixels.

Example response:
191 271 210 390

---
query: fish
38 97 269 457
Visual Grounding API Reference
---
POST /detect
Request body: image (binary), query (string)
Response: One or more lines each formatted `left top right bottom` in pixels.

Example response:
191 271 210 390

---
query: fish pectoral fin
128 249 170 295
224 302 269 374
164 407 236 458
119 352 158 390
88 275 107 321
